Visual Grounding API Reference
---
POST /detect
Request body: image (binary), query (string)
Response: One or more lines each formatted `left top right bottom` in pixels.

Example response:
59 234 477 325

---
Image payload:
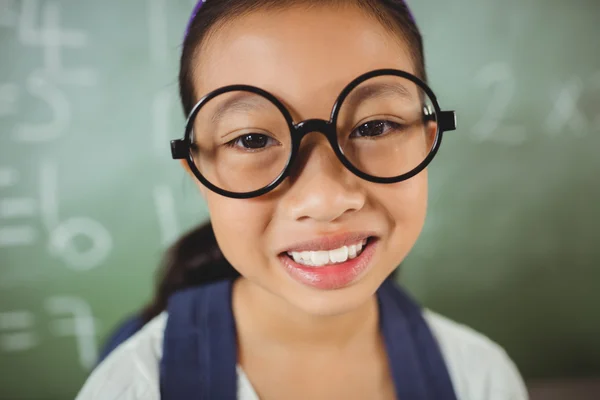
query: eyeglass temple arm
171 139 188 160
440 110 457 132
423 106 457 132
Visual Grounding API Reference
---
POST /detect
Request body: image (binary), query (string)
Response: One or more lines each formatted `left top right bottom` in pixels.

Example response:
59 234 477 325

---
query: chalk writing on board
0 197 37 219
48 218 114 272
471 62 526 145
0 197 38 247
0 298 98 369
0 0 17 27
545 76 588 137
13 70 70 142
0 83 19 117
45 296 98 369
0 166 39 248
40 161 113 271
0 226 37 247
0 311 38 352
17 0 97 86
154 185 180 246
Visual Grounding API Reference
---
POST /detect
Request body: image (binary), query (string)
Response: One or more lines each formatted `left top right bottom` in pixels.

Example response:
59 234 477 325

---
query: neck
232 278 380 351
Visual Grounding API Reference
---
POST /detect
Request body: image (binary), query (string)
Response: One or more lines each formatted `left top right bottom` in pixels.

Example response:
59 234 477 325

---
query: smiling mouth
285 237 372 267
279 236 378 290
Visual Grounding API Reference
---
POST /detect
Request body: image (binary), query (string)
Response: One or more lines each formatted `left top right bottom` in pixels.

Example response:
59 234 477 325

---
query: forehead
193 5 415 118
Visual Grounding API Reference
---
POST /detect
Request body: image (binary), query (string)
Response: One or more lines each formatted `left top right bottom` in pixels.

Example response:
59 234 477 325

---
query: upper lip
280 232 376 254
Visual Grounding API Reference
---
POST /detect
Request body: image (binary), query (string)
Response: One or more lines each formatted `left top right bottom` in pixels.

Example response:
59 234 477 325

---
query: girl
77 0 528 398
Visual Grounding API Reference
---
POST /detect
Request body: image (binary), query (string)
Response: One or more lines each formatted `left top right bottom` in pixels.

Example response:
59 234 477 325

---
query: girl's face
188 5 430 316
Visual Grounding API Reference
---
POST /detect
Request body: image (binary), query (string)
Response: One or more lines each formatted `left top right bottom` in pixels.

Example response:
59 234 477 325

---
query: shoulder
423 310 529 400
75 313 167 400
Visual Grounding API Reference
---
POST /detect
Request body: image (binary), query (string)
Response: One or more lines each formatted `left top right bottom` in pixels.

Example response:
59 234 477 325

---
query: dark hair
141 222 239 323
142 0 422 323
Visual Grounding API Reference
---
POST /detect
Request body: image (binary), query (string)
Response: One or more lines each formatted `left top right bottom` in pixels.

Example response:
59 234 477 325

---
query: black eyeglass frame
171 68 457 199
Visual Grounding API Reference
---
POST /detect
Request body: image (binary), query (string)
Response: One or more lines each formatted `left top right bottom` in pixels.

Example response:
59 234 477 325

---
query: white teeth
287 240 368 267
329 246 349 263
348 245 357 259
311 251 330 266
292 252 303 263
301 251 311 262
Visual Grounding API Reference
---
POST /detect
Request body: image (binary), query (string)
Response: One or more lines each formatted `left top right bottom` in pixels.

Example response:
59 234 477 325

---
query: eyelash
349 119 406 139
225 134 280 151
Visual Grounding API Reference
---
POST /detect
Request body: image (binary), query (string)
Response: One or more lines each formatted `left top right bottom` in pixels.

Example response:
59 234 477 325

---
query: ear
425 121 438 150
179 159 208 198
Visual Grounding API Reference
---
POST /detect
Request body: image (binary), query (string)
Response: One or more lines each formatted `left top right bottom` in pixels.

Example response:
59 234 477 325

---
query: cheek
375 171 428 252
205 193 274 275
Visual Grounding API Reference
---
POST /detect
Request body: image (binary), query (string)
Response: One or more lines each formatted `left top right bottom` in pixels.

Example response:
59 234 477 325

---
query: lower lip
278 239 378 290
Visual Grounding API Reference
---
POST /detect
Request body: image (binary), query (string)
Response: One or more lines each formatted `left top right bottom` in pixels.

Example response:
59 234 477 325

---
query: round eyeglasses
171 69 457 199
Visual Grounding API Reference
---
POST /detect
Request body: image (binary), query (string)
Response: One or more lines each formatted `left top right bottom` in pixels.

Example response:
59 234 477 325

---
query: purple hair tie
185 0 206 38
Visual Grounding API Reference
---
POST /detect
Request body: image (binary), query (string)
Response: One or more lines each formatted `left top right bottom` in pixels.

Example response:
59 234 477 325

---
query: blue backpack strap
378 278 458 400
160 280 238 400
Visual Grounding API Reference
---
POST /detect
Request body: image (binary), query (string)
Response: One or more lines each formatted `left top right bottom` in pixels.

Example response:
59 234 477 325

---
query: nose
282 133 365 223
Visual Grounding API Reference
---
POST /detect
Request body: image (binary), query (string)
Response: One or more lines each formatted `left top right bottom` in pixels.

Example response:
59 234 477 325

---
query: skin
182 4 435 399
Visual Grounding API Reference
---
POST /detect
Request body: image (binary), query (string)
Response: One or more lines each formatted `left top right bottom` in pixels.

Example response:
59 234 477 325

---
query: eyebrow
209 91 272 125
343 81 414 109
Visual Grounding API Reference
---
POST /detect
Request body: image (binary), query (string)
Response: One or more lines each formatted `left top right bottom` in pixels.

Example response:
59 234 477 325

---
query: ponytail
140 221 239 323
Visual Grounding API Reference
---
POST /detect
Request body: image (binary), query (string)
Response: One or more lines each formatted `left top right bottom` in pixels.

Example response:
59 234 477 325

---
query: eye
349 120 405 139
227 133 280 150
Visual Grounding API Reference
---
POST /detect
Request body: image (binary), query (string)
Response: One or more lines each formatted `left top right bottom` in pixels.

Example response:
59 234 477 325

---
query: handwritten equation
471 62 600 145
0 0 113 271
0 162 113 270
0 296 98 370
4 0 97 143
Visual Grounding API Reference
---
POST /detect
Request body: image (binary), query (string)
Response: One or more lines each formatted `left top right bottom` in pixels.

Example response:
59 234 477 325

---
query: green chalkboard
0 0 599 398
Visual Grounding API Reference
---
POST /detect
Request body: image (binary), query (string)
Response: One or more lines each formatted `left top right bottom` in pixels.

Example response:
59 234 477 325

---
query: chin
280 273 382 317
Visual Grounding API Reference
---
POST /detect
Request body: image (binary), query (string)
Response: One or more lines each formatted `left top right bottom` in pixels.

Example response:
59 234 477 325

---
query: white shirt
76 310 529 400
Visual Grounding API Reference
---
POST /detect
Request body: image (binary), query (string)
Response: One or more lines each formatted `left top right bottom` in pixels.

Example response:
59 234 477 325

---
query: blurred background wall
0 0 599 398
